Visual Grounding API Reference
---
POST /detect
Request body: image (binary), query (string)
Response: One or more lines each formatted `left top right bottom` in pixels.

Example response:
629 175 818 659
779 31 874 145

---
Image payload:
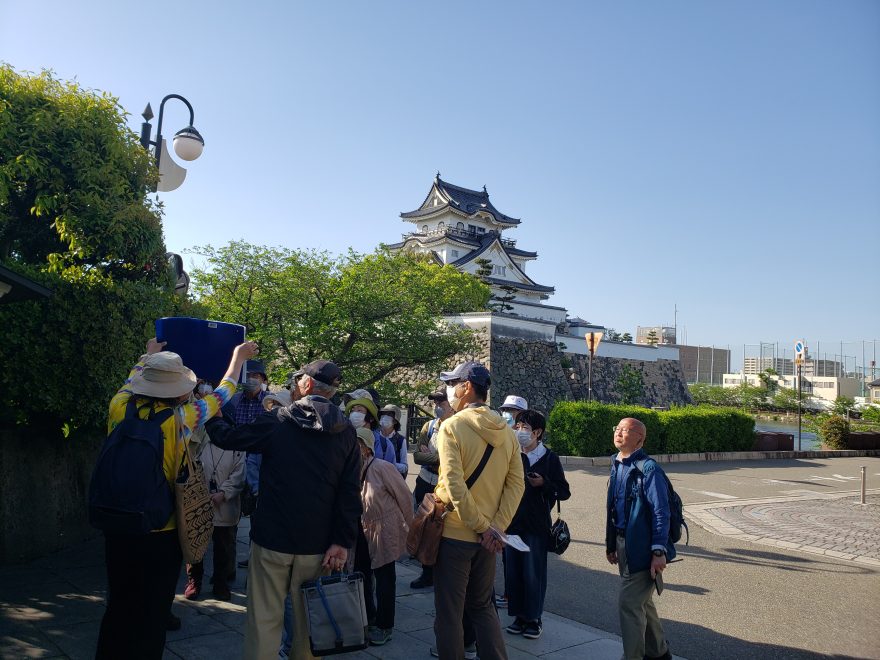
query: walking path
0 518 684 659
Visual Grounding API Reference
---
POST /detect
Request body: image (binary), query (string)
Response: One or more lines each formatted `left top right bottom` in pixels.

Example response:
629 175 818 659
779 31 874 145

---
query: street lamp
586 331 603 402
139 94 204 192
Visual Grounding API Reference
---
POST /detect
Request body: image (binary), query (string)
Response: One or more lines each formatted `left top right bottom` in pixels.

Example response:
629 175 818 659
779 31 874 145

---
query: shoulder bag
175 434 214 564
300 572 369 656
549 499 571 555
406 443 493 566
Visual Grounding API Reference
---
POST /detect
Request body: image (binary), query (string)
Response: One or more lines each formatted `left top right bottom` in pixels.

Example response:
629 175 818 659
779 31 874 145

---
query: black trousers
187 525 236 589
354 527 398 629
96 529 182 660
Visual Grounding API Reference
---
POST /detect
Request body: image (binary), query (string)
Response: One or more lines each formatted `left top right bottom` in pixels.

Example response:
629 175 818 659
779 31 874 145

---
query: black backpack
88 399 175 535
634 458 688 545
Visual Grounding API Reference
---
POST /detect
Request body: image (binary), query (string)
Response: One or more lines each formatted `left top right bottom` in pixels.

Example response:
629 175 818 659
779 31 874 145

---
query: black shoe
644 651 672 660
410 576 433 589
505 618 525 635
237 559 249 568
522 620 542 639
209 572 236 585
166 613 181 631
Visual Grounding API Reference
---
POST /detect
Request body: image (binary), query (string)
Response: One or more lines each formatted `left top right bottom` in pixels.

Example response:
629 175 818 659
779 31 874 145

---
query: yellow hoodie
434 404 525 543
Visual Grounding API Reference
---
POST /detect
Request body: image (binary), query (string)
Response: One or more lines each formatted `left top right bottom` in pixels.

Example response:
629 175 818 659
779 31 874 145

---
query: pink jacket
360 458 414 569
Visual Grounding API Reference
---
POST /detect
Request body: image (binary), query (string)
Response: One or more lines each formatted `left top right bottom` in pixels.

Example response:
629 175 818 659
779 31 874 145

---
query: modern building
636 326 676 345
742 355 844 378
721 372 860 406
677 345 730 384
868 378 880 404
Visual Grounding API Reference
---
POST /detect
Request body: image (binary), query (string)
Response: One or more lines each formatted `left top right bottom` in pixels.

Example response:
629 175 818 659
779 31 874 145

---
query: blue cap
439 361 491 388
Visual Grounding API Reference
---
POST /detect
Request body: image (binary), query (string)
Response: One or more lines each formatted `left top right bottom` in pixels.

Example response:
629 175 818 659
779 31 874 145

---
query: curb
559 449 880 468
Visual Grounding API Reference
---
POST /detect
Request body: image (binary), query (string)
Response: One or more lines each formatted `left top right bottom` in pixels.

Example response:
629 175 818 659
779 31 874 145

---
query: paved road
515 456 880 660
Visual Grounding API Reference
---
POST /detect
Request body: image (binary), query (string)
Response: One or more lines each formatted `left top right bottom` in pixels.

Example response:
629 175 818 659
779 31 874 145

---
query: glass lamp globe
172 127 204 161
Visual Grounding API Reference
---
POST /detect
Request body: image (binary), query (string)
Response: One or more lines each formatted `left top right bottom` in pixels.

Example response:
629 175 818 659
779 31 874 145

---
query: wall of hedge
0 265 195 433
547 402 755 457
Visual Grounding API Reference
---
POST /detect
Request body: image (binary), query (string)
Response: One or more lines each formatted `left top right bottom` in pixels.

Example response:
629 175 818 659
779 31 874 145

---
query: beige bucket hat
129 351 197 399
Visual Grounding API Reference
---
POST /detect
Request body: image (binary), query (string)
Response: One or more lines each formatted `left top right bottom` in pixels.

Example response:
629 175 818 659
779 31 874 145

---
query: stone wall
488 337 572 413
564 354 692 407
0 427 101 564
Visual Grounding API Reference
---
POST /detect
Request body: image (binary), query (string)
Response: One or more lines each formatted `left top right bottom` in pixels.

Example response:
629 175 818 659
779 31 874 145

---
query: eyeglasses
612 426 637 435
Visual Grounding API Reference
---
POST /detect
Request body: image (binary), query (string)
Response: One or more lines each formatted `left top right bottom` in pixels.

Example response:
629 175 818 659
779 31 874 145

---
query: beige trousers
244 542 325 660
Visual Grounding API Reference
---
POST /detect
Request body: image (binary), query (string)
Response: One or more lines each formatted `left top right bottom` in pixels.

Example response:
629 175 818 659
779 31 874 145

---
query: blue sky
3 1 878 372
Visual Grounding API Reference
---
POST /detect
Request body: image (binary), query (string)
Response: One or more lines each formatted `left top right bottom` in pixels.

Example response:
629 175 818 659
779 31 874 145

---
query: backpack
634 458 689 546
88 398 175 535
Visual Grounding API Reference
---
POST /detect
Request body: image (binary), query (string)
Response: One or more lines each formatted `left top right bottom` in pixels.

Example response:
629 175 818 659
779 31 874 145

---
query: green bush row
547 402 755 457
0 265 194 433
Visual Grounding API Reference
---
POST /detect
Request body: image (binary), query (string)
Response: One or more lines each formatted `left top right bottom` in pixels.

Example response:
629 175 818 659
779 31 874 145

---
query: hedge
0 265 196 433
547 402 754 457
547 402 663 457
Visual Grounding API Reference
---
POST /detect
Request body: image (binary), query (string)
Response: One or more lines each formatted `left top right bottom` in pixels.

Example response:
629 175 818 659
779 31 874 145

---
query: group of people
94 339 676 660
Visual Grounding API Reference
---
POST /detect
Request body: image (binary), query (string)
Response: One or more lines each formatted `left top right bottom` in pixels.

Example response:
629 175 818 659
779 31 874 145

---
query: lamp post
139 94 204 192
586 331 603 402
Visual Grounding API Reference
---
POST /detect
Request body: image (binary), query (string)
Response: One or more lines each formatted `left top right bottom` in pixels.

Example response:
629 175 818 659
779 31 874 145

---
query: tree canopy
0 65 164 280
189 242 491 397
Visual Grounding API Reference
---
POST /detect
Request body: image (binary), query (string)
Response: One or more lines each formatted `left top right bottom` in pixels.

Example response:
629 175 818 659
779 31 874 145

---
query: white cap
499 395 528 411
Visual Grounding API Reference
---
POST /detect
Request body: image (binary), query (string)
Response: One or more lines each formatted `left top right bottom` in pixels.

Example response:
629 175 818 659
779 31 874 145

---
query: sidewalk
0 518 683 659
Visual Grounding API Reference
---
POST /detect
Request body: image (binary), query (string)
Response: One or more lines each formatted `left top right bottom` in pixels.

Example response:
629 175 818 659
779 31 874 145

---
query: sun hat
355 427 375 454
129 352 197 399
345 397 379 422
342 388 375 405
379 404 401 419
499 395 528 411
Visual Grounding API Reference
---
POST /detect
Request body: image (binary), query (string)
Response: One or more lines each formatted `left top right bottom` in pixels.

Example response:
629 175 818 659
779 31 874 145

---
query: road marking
688 490 738 500
779 489 826 496
808 476 847 483
832 474 858 481
763 479 797 485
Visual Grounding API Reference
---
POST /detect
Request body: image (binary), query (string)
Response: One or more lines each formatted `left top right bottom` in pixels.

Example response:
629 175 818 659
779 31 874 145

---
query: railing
401 226 517 248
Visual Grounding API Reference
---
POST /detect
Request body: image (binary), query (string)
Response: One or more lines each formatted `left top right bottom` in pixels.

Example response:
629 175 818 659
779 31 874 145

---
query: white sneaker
429 644 478 659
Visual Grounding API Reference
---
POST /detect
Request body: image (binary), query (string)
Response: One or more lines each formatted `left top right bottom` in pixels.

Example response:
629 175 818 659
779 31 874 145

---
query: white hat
129 352 196 399
499 395 528 411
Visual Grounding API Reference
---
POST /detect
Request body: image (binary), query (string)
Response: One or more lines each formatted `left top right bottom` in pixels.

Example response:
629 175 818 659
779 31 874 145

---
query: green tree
0 65 165 280
473 257 516 312
189 243 491 398
771 387 809 412
616 364 645 404
646 329 659 346
605 328 622 342
688 383 739 407
621 332 633 343
832 396 856 416
737 382 768 410
757 368 779 393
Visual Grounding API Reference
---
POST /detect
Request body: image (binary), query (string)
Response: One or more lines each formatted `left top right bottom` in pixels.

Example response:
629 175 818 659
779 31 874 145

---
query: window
438 221 445 230
457 222 465 230
476 226 485 233
467 224 477 234
422 225 428 233
493 264 506 276
450 249 459 259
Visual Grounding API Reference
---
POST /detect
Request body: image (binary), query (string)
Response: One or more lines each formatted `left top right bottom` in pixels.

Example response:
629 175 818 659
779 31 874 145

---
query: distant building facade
743 356 844 378
636 326 676 345
722 372 860 405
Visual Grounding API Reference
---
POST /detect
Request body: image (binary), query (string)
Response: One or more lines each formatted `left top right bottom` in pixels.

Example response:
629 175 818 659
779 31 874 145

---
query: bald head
613 417 646 457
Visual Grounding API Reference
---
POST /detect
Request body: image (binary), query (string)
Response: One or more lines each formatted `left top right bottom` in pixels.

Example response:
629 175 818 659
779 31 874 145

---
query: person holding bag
353 427 414 646
503 409 570 641
95 337 258 660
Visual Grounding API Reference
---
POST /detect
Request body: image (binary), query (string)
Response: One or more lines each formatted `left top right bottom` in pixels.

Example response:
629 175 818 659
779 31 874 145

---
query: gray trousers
433 538 508 660
616 534 669 660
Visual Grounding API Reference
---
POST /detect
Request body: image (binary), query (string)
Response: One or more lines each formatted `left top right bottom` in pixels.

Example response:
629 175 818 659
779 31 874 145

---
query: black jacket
507 447 570 538
206 395 362 555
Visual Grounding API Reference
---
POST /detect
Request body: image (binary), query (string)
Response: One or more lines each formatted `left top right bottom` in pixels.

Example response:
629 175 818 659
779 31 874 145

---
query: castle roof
401 174 521 226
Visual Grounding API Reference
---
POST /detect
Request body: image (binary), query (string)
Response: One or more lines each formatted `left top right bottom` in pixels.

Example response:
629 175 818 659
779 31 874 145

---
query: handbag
549 499 571 555
300 572 369 656
406 443 494 566
174 438 214 564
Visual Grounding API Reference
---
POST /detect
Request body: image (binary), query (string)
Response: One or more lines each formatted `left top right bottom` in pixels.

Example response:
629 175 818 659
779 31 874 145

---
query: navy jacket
507 447 570 538
206 395 362 555
605 449 676 574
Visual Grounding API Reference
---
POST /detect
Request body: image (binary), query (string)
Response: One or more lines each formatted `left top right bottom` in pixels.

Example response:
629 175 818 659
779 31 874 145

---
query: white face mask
349 411 366 428
515 429 533 447
198 383 213 396
379 415 394 430
260 382 268 392
446 384 461 411
502 411 515 426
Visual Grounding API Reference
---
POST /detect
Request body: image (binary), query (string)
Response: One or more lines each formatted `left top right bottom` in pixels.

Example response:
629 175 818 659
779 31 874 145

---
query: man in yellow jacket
433 361 525 660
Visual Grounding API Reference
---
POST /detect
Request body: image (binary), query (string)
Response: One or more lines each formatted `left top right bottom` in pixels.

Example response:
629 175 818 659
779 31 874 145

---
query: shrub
818 414 849 449
547 402 754 456
660 407 754 453
547 402 662 457
0 265 195 433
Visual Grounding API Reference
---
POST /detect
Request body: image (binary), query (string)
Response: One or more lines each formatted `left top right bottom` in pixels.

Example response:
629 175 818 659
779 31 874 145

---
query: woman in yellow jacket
96 337 257 660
